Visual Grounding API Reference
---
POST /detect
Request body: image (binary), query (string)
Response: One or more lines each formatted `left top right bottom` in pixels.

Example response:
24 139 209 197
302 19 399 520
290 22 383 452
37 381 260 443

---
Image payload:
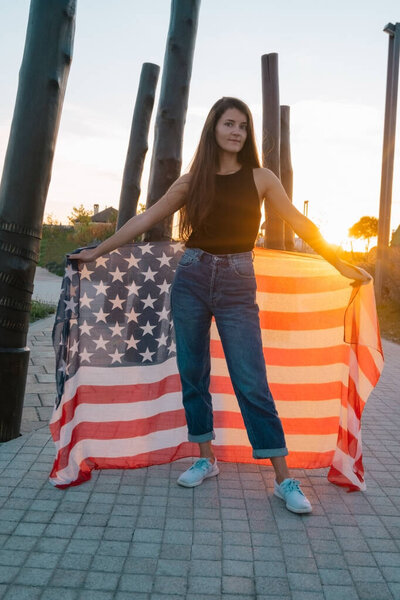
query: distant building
90 206 118 224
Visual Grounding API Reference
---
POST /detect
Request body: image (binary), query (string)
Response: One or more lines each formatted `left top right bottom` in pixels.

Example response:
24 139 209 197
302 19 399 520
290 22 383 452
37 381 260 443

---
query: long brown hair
179 97 261 241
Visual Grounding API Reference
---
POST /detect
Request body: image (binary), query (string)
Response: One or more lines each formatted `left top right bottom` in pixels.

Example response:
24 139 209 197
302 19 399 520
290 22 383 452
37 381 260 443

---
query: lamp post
375 23 400 302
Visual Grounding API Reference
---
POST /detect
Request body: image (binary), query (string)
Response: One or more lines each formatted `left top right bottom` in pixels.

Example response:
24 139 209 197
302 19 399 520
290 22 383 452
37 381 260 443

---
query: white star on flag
139 347 155 362
157 279 171 295
95 256 109 268
109 267 125 282
171 242 185 253
126 335 139 349
125 308 140 323
93 281 110 296
80 293 93 309
125 281 141 296
109 348 124 363
156 332 169 346
109 322 125 337
156 306 170 321
93 335 108 350
109 295 125 310
93 308 110 323
80 265 94 280
168 340 176 353
140 321 157 336
79 320 93 336
141 294 157 309
79 348 93 363
64 298 78 312
65 264 77 280
142 267 157 282
125 254 141 269
156 252 172 267
69 339 79 356
139 243 154 255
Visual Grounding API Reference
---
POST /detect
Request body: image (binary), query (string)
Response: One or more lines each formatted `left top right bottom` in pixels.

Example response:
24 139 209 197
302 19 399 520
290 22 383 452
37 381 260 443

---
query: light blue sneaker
274 478 312 514
177 457 219 487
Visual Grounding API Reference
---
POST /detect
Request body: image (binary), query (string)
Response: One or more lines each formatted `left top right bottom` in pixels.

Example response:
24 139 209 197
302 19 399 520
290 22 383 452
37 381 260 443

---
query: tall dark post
0 0 76 441
280 105 294 251
375 22 400 302
116 63 160 230
261 53 284 250
145 0 201 241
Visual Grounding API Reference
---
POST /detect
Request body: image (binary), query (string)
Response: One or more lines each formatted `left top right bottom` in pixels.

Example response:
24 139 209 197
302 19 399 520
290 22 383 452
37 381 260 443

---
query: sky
0 0 399 249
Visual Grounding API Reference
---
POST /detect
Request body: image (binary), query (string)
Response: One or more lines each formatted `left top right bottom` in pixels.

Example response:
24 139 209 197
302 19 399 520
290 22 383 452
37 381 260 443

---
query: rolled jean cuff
188 430 216 443
253 447 289 459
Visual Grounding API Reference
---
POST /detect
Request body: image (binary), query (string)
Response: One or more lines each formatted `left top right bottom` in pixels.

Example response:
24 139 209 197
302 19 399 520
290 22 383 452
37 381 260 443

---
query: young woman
71 97 371 514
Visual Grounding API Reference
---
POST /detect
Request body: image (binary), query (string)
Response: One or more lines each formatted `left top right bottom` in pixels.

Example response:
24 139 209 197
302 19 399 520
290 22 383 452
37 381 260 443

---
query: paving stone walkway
0 310 399 599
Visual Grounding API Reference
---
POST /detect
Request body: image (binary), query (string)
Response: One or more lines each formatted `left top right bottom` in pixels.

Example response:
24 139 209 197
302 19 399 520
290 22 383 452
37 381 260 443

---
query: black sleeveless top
186 165 261 254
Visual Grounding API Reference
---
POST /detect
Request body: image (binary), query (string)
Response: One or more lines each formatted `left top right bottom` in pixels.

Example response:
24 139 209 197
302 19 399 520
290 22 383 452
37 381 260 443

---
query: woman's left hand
335 260 373 286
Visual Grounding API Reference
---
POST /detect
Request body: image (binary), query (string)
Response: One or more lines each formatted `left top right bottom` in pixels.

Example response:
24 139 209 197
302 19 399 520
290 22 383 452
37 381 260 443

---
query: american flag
50 242 383 490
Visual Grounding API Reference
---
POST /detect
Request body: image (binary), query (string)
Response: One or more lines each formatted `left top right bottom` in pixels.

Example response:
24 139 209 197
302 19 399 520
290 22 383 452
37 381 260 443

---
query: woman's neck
217 152 241 175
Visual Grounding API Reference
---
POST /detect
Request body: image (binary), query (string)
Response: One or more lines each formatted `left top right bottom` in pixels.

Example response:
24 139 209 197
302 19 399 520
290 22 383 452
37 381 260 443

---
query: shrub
68 223 115 247
30 300 56 323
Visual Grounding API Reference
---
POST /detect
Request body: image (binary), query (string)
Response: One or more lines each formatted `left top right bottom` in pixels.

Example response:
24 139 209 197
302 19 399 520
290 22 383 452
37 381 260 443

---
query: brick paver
20 316 58 435
0 311 399 599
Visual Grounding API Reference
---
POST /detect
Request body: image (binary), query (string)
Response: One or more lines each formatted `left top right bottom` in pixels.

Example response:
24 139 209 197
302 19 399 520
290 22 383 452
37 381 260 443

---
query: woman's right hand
66 248 97 263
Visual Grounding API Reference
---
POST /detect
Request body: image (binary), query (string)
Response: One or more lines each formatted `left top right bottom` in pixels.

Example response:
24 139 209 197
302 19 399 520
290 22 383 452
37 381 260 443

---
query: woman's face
214 107 248 154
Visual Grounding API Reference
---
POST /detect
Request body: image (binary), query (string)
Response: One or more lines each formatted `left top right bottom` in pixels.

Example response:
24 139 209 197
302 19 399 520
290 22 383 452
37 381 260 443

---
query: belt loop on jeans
195 248 207 263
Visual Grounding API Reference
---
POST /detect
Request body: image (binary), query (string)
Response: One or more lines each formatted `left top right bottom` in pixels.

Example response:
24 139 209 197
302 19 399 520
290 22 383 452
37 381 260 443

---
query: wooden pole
375 23 400 302
261 53 284 250
0 0 76 441
145 0 201 241
280 105 294 251
116 63 160 230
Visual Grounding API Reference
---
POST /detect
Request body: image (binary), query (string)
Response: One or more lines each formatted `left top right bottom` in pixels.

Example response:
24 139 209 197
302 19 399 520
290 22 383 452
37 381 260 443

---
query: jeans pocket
178 249 199 267
231 256 255 278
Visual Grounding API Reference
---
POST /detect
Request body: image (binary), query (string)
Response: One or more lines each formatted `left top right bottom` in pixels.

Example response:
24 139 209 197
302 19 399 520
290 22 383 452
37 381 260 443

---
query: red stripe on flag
50 374 182 441
352 345 383 387
259 308 346 330
256 275 347 294
210 340 350 366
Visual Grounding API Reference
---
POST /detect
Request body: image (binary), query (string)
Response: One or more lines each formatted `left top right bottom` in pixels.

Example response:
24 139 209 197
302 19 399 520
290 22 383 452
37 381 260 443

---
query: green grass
30 300 56 323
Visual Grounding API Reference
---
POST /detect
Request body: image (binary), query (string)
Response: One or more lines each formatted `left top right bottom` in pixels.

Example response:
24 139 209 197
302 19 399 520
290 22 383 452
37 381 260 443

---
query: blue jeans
170 247 288 459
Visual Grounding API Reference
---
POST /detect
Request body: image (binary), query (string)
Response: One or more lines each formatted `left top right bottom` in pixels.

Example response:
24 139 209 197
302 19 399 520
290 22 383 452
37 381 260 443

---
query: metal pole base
0 347 30 442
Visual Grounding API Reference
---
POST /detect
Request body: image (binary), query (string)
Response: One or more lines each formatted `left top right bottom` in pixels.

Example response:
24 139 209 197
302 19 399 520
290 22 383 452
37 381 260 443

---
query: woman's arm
68 174 190 262
255 168 372 284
